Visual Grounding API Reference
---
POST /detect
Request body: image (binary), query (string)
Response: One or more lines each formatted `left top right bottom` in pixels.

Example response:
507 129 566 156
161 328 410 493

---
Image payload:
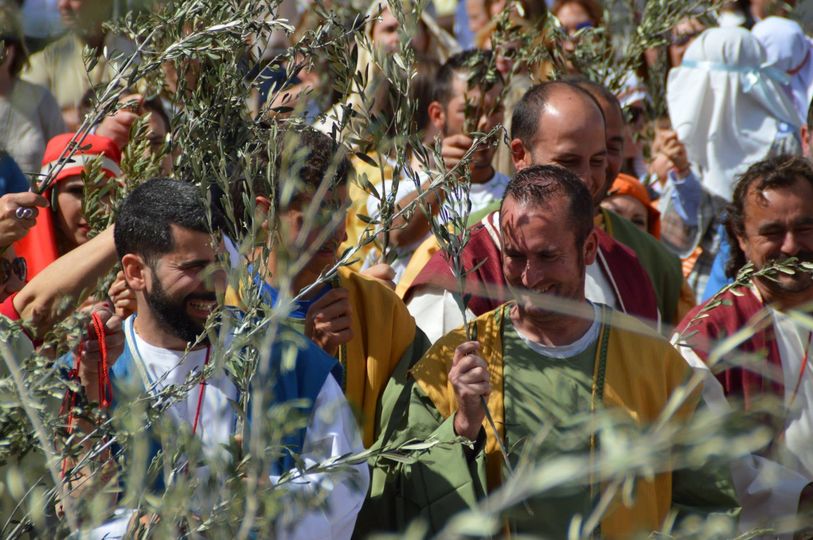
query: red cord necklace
191 345 211 436
789 331 813 408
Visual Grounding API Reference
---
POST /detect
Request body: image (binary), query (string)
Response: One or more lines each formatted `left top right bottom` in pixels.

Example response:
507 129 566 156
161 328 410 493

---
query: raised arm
14 226 118 338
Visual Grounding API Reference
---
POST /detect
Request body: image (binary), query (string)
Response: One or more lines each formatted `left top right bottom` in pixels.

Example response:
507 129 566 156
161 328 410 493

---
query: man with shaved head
404 81 662 343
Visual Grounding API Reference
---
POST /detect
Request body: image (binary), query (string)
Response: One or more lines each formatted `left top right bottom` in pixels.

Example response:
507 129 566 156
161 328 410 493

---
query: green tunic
502 317 599 536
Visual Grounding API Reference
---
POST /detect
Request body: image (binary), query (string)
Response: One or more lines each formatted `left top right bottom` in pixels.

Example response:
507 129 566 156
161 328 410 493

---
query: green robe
357 304 738 538
602 209 684 325
501 317 598 536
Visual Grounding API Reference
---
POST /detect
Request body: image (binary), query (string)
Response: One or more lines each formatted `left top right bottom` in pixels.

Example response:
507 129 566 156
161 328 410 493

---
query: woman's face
54 175 91 251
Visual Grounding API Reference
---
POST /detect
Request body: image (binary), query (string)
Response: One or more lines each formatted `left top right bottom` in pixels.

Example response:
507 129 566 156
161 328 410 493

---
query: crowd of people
3 0 813 538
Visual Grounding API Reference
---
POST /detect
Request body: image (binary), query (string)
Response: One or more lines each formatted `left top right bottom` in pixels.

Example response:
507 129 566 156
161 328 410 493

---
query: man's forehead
452 72 503 99
744 180 813 220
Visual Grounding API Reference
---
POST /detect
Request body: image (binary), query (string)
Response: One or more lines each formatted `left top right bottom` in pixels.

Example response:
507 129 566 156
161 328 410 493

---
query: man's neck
133 308 200 352
250 248 321 301
470 165 494 185
509 301 595 347
75 26 106 51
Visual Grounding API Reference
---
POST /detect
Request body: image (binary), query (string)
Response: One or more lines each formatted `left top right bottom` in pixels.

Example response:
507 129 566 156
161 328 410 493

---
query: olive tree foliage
0 0 811 538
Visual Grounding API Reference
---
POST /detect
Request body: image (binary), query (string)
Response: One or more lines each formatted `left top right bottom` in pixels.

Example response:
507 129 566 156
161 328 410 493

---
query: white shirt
513 302 601 359
408 261 616 345
365 169 510 281
86 318 368 540
772 309 813 478
673 315 811 539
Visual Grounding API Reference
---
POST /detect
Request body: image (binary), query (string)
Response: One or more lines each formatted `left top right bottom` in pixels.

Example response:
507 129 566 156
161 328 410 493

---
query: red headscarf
607 173 661 239
14 133 121 280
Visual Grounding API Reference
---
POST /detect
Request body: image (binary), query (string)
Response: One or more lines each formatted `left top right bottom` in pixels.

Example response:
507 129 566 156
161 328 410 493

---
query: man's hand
108 270 137 319
450 341 490 441
96 94 145 151
0 192 48 247
649 153 676 184
78 306 124 403
441 134 475 171
304 288 353 356
361 263 395 289
660 131 690 177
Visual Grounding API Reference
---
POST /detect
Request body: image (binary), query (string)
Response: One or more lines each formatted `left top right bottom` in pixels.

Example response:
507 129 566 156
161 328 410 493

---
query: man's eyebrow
175 258 213 269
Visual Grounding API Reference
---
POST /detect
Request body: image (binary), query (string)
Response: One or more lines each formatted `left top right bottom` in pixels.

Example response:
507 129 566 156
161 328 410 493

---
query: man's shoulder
677 285 763 335
607 307 674 350
32 32 79 62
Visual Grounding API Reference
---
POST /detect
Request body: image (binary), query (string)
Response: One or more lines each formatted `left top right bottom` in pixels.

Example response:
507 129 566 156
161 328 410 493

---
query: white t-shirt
91 318 368 540
131 328 238 461
772 309 813 478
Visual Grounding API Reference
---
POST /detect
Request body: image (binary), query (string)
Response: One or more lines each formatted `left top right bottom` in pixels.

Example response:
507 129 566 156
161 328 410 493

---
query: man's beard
759 253 813 294
145 278 215 345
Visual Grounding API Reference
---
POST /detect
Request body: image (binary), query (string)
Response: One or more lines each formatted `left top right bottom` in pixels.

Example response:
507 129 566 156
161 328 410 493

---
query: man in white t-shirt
674 155 813 537
77 178 368 539
366 49 509 280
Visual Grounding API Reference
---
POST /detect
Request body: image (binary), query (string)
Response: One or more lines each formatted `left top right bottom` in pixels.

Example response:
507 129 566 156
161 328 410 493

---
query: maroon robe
676 285 783 408
404 211 660 322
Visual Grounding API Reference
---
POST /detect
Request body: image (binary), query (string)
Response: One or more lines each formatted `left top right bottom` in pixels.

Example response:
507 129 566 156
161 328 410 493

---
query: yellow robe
341 153 393 272
225 265 424 447
409 304 698 539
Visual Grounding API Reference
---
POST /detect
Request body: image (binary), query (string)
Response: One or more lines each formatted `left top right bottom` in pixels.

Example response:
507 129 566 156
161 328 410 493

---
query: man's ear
121 254 148 292
510 138 531 171
582 228 599 267
801 124 810 158
427 101 445 132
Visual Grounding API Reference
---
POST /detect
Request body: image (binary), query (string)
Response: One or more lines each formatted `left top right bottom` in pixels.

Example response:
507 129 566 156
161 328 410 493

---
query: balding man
572 78 690 326
403 81 661 342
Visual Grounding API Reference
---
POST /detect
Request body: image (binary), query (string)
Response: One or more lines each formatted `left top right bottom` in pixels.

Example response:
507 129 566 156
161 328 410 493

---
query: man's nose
522 261 543 289
781 231 801 257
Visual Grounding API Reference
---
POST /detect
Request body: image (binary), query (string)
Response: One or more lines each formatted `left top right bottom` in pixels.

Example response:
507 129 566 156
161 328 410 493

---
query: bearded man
79 178 368 539
676 155 813 536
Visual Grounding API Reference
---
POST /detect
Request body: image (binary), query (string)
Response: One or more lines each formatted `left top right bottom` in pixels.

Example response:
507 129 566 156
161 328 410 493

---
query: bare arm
387 181 444 247
14 226 118 338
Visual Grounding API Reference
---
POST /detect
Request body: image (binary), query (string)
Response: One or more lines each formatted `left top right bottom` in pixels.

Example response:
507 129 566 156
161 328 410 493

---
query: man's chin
761 275 813 295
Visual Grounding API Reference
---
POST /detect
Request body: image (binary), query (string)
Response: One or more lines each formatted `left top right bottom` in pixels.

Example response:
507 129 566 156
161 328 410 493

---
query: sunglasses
0 257 26 284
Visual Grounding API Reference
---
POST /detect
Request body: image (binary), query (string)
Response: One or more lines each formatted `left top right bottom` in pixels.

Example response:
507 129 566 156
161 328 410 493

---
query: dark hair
412 55 440 133
432 49 498 106
510 80 604 147
115 178 222 261
143 97 171 134
501 164 594 247
725 155 813 278
253 126 351 201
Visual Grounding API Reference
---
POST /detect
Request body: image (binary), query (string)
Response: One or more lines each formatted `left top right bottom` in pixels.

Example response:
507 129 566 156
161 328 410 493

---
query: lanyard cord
61 311 112 479
127 319 212 437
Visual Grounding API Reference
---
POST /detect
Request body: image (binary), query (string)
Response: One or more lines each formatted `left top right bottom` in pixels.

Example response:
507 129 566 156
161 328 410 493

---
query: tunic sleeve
357 369 487 536
269 375 369 540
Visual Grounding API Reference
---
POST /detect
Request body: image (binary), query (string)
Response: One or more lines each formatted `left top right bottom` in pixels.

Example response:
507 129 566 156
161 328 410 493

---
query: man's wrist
453 411 481 441
672 165 691 179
